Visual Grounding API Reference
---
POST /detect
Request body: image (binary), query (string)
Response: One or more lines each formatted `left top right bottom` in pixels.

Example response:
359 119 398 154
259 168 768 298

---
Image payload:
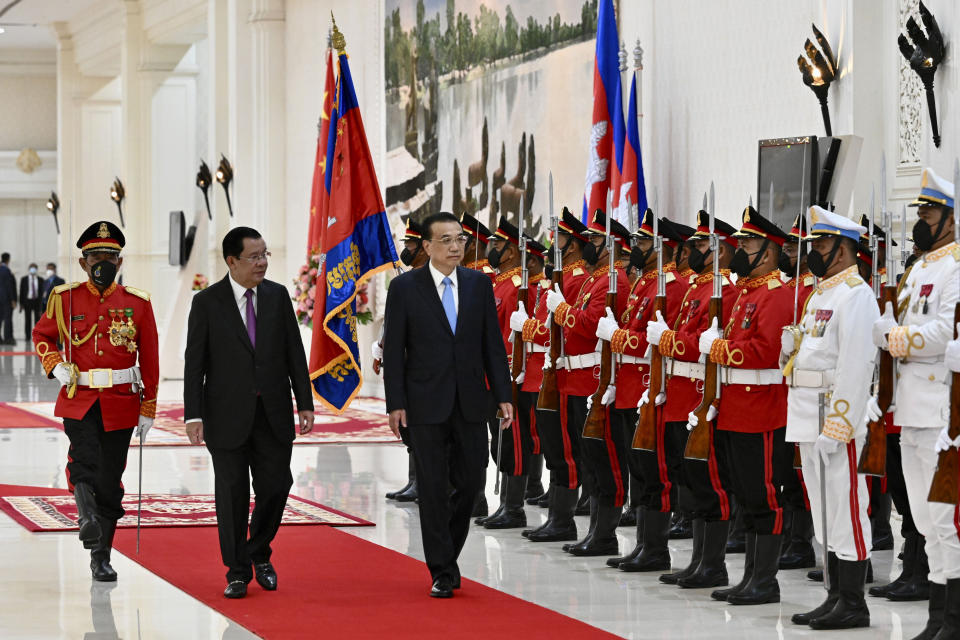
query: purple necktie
244 289 256 347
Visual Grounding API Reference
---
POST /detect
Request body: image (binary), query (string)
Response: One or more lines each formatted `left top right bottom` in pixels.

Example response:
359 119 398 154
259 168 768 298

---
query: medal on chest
914 284 934 315
683 299 701 324
741 303 757 330
580 292 591 310
811 309 833 338
108 308 138 352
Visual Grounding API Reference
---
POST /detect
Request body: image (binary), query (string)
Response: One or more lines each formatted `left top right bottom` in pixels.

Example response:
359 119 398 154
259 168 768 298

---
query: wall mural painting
384 0 597 243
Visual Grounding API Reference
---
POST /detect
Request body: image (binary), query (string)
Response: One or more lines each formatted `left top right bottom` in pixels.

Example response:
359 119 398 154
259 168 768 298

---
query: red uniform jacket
659 270 738 423
554 263 629 397
709 271 793 433
610 262 685 409
466 258 497 283
493 266 522 353
32 281 160 430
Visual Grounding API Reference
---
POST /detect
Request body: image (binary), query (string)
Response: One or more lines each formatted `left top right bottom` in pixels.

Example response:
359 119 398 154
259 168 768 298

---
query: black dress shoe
430 578 453 598
224 581 247 599
254 562 277 590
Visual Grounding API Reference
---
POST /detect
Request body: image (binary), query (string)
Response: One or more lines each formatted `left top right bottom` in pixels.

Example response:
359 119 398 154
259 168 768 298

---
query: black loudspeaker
168 211 197 267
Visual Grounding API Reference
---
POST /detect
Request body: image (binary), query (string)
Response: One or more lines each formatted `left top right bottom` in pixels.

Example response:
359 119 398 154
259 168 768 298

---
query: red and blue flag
618 73 648 226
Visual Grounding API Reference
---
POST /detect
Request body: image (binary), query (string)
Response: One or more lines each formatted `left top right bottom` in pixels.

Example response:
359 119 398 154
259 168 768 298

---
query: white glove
637 389 666 409
509 308 529 333
545 284 565 312
135 416 154 442
52 362 73 386
601 385 616 406
698 317 721 356
814 433 843 464
935 426 960 453
945 327 960 373
371 341 383 361
686 405 717 431
586 395 593 411
781 326 797 359
542 353 552 370
596 307 619 342
872 302 898 350
646 311 669 347
865 396 884 423
515 371 525 384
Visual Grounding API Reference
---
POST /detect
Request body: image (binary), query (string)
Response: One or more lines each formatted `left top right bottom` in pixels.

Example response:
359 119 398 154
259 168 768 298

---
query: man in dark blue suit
0 252 16 344
41 263 66 310
383 211 513 598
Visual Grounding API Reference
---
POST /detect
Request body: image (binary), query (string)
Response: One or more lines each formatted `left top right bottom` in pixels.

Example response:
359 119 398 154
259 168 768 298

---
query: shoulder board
952 246 960 261
511 275 522 287
482 265 495 273
572 267 584 276
803 275 815 287
52 282 82 295
665 272 676 284
845 277 863 288
768 279 782 290
688 274 697 284
540 279 551 289
124 286 151 301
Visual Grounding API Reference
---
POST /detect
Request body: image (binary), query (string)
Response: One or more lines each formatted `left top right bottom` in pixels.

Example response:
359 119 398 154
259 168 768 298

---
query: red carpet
112 525 618 640
0 350 33 356
0 403 59 428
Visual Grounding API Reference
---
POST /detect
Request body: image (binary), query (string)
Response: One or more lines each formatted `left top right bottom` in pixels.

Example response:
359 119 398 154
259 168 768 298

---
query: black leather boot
607 507 643 567
483 475 528 529
661 518 704 584
73 483 102 550
932 578 960 640
792 552 839 625
727 534 782 605
668 511 693 539
535 487 550 508
870 491 894 551
90 518 118 582
808 559 870 629
394 461 419 502
620 508 671 571
568 503 621 557
619 504 638 527
911 582 945 640
808 559 873 583
886 534 930 601
678 519 729 589
564 496 597 552
386 453 416 500
713 532 755 600
574 488 591 516
527 487 578 542
780 510 816 570
475 474 506 525
726 502 746 554
524 455 545 503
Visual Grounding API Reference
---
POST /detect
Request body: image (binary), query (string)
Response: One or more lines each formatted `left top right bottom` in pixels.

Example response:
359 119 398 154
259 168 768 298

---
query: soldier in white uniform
873 167 960 640
783 206 878 630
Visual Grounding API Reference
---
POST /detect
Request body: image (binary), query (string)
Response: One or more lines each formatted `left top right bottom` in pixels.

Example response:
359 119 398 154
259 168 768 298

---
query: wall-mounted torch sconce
46 191 60 234
110 177 125 228
797 24 837 137
216 155 234 217
196 160 213 220
899 1 945 148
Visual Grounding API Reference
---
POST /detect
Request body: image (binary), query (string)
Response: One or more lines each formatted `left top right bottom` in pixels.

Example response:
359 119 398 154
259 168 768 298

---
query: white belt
563 353 601 370
666 359 705 380
76 366 141 389
528 344 549 353
619 355 650 365
787 369 834 389
721 368 783 386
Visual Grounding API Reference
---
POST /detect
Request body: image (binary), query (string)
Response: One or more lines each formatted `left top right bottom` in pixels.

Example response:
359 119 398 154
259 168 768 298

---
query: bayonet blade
953 158 959 247
548 171 554 224
768 181 775 219
709 181 716 221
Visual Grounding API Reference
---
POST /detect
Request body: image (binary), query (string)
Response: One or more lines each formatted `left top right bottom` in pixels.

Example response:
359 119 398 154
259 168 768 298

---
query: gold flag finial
331 12 346 54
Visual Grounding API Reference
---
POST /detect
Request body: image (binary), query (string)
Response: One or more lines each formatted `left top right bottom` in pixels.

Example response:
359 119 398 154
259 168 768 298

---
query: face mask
730 249 759 279
45 269 54 278
582 241 601 266
399 245 421 267
687 246 711 274
89 260 118 288
29 267 37 275
487 246 503 269
912 212 950 252
778 252 794 274
806 238 842 278
629 246 654 273
544 264 554 279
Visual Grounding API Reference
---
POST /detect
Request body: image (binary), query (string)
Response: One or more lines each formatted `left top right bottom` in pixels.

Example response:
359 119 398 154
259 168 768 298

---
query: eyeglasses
238 251 271 263
432 234 469 247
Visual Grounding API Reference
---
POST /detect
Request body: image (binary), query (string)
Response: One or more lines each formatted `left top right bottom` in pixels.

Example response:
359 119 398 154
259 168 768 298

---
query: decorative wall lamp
46 191 60 234
216 155 234 217
797 24 837 137
196 160 213 220
899 1 945 148
110 177 125 228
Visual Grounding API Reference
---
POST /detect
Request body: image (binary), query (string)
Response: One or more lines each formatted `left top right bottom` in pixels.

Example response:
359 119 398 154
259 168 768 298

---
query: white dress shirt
228 273 257 329
428 262 459 314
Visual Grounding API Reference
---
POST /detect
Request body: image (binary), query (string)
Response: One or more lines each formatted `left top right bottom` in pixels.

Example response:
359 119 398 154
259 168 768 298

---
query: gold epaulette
511 275 522 287
124 286 151 301
768 278 782 290
952 246 960 261
803 275 815 287
845 277 863 288
52 282 82 295
665 272 676 284
571 267 585 276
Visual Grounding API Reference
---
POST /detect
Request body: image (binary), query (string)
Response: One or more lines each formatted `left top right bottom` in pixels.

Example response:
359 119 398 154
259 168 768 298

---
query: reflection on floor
0 343 928 638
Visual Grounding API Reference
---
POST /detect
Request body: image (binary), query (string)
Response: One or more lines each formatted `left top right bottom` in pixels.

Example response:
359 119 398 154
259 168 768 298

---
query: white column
53 22 80 266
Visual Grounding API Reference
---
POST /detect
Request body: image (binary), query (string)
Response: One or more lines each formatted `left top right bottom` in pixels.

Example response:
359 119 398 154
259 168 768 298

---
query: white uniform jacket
786 265 879 443
891 242 960 429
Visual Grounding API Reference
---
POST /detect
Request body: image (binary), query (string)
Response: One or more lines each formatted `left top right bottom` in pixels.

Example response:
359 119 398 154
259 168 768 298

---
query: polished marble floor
0 341 931 638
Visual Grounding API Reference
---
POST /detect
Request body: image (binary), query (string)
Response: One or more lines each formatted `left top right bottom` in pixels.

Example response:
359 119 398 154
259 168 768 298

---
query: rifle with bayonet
686 182 720 461
537 175 562 411
584 203 618 440
633 205 663 451
511 199 528 412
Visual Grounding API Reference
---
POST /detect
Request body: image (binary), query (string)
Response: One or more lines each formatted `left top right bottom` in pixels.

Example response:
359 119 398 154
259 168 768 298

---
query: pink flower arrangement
192 273 209 291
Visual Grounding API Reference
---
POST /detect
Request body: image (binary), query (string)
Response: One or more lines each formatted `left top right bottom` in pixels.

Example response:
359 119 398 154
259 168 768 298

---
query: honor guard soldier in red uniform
32 220 159 582
545 209 630 557
520 208 590 542
460 213 497 281
649 210 739 588
699 207 793 605
777 212 818 573
599 212 688 571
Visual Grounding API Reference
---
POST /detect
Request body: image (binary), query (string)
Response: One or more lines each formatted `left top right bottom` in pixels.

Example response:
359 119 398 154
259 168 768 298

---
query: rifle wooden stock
537 270 564 411
583 290 616 440
632 293 665 451
511 283 527 410
928 303 960 505
685 296 722 461
859 284 897 476
793 443 802 470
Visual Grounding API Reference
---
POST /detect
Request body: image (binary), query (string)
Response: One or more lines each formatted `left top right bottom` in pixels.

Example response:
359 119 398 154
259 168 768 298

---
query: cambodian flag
310 46 399 413
617 73 648 226
305 48 336 259
582 0 625 223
